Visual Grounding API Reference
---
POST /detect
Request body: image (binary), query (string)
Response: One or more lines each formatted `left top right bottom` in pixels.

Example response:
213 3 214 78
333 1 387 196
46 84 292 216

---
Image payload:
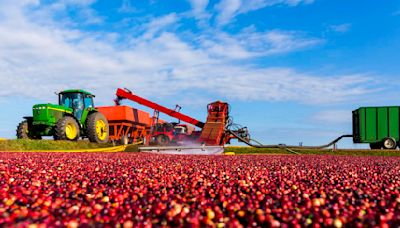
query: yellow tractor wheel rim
65 122 77 140
96 119 107 141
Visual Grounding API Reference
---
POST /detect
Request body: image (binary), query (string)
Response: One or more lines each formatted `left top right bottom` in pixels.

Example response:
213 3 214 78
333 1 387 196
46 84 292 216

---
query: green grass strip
0 139 113 152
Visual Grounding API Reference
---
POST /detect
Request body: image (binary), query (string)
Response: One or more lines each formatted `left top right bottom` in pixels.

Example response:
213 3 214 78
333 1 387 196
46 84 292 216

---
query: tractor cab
174 125 187 134
59 90 95 121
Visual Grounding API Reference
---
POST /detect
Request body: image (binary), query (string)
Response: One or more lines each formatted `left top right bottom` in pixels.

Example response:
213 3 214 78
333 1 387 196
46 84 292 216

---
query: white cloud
215 0 241 26
187 0 209 19
198 29 323 59
215 0 314 26
329 23 352 33
0 1 377 106
240 0 314 13
201 69 374 104
61 0 96 5
142 13 180 39
119 0 136 13
240 29 323 55
29 0 103 26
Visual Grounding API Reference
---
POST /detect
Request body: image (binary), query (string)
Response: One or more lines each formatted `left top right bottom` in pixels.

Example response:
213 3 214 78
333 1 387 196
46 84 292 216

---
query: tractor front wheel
16 120 41 140
17 121 29 139
55 116 80 141
86 112 109 144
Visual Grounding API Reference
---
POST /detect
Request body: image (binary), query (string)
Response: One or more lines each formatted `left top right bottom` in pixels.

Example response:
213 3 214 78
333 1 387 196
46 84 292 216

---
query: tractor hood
33 104 73 125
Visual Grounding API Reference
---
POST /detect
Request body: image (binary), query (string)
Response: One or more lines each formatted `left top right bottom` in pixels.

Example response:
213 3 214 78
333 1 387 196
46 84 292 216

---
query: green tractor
17 89 109 143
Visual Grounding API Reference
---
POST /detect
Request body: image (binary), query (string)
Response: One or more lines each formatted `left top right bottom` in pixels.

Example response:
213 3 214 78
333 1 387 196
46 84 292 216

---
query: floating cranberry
0 153 399 227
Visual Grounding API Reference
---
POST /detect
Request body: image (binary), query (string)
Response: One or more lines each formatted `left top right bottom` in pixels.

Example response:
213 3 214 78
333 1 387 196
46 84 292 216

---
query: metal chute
139 146 224 155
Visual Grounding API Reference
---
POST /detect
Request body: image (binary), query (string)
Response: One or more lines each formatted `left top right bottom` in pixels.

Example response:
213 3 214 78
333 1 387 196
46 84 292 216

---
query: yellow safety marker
224 152 236 155
47 107 73 114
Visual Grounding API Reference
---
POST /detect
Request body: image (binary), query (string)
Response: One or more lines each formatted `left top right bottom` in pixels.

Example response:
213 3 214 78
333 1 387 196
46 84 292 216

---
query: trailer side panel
353 106 400 144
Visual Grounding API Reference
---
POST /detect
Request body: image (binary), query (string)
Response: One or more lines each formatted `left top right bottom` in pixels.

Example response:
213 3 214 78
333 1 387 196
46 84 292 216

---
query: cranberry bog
1 152 400 227
226 147 400 156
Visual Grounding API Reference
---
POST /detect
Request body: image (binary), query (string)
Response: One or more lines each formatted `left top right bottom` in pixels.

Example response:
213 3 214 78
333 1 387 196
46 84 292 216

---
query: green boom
353 106 400 149
16 89 109 144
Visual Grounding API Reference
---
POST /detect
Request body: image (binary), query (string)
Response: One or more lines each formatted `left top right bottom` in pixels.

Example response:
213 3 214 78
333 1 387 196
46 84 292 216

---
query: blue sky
0 0 399 148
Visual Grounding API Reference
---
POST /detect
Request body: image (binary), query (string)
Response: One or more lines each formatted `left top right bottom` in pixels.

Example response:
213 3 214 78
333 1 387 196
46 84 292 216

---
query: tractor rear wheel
55 116 80 141
86 112 109 144
155 135 170 146
17 121 30 139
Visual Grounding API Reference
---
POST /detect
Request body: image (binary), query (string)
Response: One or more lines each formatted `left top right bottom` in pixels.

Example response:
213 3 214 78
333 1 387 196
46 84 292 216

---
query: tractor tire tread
16 120 29 139
156 134 170 146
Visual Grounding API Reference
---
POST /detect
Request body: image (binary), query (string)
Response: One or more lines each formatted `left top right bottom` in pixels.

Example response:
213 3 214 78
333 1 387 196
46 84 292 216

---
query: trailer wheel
120 136 129 145
383 138 397 150
155 135 170 146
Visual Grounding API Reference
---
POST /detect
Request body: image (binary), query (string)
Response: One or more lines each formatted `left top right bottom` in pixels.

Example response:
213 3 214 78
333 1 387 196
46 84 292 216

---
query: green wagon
353 106 400 149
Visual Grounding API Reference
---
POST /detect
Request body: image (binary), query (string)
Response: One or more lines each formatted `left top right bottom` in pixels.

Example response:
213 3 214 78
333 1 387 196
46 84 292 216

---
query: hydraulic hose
228 130 353 150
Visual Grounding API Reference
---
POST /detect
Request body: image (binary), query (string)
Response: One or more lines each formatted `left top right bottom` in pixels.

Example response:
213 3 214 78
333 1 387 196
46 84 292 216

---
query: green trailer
353 106 400 149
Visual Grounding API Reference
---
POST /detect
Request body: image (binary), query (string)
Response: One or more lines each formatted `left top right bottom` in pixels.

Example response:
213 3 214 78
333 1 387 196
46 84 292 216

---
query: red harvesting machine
97 88 249 147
